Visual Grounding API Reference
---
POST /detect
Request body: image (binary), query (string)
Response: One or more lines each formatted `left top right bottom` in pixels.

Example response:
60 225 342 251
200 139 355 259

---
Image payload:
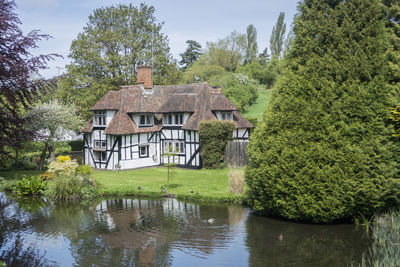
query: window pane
140 115 145 125
101 151 107 161
179 114 183 124
101 141 106 148
168 115 172 124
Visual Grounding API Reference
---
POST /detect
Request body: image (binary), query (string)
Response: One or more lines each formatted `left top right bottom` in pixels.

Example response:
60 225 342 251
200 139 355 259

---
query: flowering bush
56 155 71 162
47 156 78 178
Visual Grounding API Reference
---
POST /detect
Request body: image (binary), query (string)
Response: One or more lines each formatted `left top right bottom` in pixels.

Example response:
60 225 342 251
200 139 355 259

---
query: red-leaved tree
0 0 56 163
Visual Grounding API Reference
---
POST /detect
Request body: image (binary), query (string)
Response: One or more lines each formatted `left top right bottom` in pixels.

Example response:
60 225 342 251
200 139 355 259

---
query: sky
14 0 300 78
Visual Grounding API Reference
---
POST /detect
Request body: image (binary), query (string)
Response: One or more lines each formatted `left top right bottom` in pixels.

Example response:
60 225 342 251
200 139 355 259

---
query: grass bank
242 89 273 120
92 167 245 203
0 167 246 204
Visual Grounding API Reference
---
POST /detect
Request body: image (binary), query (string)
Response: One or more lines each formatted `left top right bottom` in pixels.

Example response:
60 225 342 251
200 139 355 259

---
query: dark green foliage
246 0 400 223
209 73 259 112
199 121 235 169
16 176 47 196
179 40 202 70
68 140 83 151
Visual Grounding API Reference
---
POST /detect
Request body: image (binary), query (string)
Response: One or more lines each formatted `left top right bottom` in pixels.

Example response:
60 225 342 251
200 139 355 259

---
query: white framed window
163 113 184 126
139 144 149 158
163 141 185 154
139 114 153 127
94 140 106 148
94 151 107 162
221 112 233 121
93 111 106 126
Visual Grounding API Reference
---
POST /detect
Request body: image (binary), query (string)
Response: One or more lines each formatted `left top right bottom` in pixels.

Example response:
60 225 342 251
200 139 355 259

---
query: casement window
139 114 153 127
94 151 107 162
93 111 106 126
94 140 106 149
139 145 149 158
163 141 185 154
221 112 233 121
163 113 184 126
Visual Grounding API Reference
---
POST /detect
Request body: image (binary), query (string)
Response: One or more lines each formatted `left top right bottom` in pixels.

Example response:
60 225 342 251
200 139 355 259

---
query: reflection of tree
0 193 248 266
0 193 55 267
246 214 371 267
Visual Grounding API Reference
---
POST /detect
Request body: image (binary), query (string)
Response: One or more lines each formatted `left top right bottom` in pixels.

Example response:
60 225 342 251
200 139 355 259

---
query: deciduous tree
269 12 286 59
244 24 258 64
58 3 180 119
0 0 55 159
27 101 84 170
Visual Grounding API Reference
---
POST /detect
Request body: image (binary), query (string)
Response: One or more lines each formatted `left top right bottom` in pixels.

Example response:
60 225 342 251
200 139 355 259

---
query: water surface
0 193 370 266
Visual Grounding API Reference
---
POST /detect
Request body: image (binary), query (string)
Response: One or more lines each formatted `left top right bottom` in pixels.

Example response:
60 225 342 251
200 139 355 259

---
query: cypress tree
246 0 400 223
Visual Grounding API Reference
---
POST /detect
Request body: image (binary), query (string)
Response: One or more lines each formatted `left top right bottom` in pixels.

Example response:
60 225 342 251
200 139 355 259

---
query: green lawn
92 167 243 203
243 89 273 120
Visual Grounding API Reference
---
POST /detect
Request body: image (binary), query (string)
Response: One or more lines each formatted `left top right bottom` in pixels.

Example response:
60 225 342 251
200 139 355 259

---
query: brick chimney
137 65 152 91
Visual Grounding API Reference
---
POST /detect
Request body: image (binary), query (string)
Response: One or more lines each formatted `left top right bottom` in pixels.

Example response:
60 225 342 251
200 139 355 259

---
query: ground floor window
94 151 107 162
139 145 149 158
163 141 184 154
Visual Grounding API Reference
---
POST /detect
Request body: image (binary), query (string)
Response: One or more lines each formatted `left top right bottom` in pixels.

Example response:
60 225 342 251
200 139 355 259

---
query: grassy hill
242 89 273 120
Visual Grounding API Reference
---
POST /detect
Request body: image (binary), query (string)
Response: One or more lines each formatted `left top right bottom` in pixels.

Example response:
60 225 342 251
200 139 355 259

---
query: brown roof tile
88 82 253 134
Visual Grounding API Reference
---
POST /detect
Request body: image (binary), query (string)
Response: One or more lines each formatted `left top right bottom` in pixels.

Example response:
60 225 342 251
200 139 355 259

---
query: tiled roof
83 82 254 135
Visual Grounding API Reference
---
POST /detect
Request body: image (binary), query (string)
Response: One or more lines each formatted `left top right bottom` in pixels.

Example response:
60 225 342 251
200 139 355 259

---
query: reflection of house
81 66 253 170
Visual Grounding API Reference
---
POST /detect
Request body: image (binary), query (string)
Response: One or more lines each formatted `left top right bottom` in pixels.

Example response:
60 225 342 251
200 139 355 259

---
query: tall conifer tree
246 0 400 222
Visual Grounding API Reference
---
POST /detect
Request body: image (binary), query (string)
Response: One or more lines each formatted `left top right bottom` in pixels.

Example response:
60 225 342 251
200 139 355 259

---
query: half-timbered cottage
81 66 254 170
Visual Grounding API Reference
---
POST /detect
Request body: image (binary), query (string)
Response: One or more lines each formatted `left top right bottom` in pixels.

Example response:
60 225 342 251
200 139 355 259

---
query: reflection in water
0 193 370 266
246 215 371 267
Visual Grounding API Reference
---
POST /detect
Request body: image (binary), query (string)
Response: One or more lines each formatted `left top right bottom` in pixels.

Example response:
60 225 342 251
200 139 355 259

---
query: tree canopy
269 12 286 59
0 0 55 159
179 40 202 70
246 0 400 223
58 3 180 119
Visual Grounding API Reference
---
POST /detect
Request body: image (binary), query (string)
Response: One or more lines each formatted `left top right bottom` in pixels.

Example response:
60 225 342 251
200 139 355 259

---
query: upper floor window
163 113 183 126
221 112 233 121
139 114 153 127
94 111 106 126
94 140 106 149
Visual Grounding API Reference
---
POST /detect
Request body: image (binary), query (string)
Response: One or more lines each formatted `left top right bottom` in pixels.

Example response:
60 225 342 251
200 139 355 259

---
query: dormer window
221 112 233 121
139 114 153 127
163 113 183 126
94 111 106 126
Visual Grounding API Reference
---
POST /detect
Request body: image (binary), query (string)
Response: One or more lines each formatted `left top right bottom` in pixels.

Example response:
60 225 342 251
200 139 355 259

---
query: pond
0 192 370 266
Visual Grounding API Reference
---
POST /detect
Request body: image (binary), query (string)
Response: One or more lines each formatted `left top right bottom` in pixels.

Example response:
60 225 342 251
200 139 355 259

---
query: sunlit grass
92 167 244 203
242 89 273 120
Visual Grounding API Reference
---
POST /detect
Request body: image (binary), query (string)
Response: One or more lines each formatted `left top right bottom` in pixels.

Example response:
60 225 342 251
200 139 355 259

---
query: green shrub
209 73 259 112
245 116 258 128
236 60 278 87
48 175 97 201
76 165 92 177
199 121 235 169
11 158 37 170
16 176 47 196
69 140 83 151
